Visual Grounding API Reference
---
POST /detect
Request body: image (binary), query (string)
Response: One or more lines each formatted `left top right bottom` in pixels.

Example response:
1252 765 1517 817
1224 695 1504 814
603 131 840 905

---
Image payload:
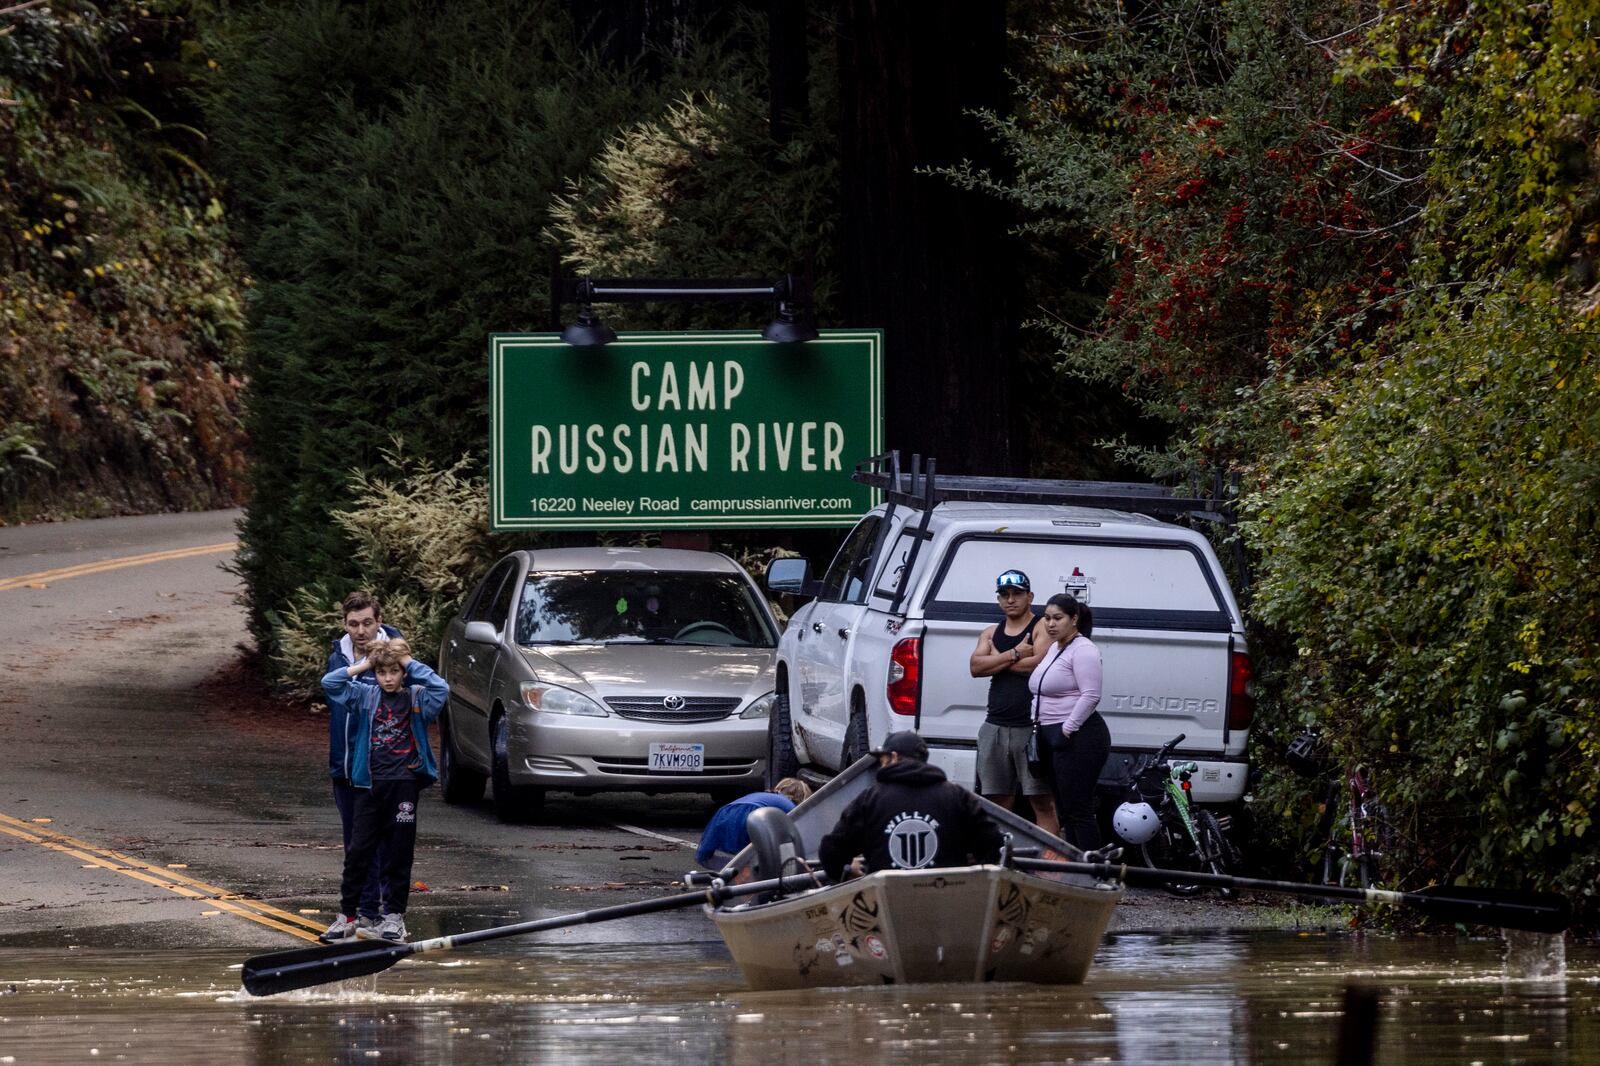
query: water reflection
0 933 1597 1064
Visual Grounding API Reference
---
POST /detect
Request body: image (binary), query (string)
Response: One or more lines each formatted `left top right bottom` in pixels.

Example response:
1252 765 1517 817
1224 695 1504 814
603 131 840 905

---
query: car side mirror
464 620 500 645
766 557 819 599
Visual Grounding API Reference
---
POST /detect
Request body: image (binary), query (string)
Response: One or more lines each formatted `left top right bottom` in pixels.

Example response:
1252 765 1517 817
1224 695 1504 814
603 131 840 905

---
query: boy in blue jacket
320 637 447 943
325 590 403 933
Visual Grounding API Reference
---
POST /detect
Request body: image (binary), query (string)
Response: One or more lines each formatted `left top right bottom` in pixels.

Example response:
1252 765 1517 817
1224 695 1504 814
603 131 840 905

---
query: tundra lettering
1106 695 1221 715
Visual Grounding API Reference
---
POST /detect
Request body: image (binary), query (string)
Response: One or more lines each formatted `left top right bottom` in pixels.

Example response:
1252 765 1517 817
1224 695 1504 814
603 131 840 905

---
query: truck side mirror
766 557 818 599
464 620 501 645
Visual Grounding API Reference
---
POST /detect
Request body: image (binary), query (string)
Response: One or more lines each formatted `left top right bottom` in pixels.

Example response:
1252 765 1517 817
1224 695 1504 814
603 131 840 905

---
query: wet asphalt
0 510 727 953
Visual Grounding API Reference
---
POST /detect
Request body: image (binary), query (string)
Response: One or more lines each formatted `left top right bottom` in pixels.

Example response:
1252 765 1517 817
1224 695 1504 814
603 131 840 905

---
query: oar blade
242 938 414 997
1411 885 1571 934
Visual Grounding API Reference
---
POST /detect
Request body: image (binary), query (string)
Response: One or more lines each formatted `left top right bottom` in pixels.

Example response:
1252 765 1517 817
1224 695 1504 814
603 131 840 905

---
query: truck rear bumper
927 742 1249 805
1101 748 1250 804
925 742 978 793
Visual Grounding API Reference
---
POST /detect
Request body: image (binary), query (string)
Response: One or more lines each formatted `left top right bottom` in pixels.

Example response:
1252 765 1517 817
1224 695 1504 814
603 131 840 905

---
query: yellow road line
0 812 322 942
1 827 313 940
0 541 238 592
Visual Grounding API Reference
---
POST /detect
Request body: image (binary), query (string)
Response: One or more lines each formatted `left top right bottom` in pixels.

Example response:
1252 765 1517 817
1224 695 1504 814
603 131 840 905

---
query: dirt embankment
1 3 249 525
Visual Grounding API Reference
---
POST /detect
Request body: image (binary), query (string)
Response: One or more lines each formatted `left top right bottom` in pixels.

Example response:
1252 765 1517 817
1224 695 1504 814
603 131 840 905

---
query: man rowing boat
818 731 1004 881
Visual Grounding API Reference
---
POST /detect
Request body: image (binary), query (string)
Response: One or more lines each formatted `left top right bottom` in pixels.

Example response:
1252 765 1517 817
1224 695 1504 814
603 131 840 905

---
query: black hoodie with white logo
819 760 1004 881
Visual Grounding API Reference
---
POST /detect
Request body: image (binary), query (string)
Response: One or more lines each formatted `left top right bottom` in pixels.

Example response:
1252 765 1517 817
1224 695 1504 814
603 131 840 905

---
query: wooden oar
242 870 826 997
1013 857 1571 933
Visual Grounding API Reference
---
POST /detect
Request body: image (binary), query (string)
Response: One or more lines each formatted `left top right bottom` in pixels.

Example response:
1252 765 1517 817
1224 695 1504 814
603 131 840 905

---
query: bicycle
1111 732 1239 898
1288 728 1391 890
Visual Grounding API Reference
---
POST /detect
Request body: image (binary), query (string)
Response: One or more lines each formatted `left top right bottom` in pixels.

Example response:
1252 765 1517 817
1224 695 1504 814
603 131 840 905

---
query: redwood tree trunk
836 0 1018 474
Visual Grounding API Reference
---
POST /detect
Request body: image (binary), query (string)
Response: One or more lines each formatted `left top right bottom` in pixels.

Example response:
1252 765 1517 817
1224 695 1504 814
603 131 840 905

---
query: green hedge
1240 0 1600 904
1245 290 1600 901
204 1 837 659
960 0 1600 911
202 1 667 651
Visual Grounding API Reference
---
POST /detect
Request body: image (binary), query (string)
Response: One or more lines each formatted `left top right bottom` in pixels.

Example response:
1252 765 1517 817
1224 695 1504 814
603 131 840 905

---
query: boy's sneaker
318 914 357 943
372 912 407 942
357 915 379 935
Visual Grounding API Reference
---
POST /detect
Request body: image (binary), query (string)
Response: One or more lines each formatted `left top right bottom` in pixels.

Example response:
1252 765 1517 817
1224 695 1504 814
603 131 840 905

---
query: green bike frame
1161 759 1203 847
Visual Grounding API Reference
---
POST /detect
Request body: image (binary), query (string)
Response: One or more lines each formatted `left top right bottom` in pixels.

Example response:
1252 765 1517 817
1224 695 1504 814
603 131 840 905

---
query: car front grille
603 695 742 723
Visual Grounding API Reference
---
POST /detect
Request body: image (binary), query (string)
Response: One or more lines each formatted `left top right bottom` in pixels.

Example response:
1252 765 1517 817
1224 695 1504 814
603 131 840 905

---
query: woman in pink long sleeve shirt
1028 594 1110 852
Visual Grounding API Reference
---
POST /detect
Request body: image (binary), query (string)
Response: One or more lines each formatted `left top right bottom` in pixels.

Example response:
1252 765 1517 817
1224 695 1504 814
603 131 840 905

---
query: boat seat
746 807 808 894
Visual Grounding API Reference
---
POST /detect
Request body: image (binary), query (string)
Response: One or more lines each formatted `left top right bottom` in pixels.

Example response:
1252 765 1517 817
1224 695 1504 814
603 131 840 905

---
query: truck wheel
439 714 487 805
765 691 800 788
841 702 870 767
491 714 544 823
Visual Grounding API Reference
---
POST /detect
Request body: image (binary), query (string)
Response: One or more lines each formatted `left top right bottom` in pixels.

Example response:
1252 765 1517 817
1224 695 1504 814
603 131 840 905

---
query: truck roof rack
852 451 1237 616
853 451 1244 615
852 451 1234 525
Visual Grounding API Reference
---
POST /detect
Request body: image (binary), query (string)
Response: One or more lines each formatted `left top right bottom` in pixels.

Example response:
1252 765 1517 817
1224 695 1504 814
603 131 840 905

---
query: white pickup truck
764 453 1253 805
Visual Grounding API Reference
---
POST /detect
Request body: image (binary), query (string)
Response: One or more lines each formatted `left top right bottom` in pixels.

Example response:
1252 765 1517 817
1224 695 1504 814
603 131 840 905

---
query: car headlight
519 682 609 717
741 692 777 720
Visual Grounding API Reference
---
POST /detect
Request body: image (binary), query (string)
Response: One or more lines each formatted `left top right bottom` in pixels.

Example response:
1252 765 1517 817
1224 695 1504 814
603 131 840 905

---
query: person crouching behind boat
696 778 813 868
819 731 1004 881
319 638 448 944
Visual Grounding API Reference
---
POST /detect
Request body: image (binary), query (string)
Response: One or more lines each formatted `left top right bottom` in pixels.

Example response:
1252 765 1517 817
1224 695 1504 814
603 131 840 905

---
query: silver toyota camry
437 547 778 820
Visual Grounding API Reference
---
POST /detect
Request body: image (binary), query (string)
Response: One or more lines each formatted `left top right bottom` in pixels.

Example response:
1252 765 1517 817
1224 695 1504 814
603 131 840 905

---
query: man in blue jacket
323 590 402 938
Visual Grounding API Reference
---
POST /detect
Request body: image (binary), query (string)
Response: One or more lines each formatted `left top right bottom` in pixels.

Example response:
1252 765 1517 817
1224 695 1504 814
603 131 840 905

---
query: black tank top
986 615 1040 727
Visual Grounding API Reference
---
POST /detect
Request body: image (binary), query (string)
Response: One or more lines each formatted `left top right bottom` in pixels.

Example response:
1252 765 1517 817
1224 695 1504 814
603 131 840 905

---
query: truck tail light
1227 650 1255 731
887 637 921 717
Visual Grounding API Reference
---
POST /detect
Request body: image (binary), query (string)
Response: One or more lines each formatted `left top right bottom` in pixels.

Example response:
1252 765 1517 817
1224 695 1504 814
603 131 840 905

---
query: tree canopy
0 0 246 520
978 0 1600 903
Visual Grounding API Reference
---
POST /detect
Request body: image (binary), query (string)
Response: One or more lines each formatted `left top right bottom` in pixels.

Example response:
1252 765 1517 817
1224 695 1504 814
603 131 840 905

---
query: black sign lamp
553 273 817 346
762 273 818 344
559 279 618 347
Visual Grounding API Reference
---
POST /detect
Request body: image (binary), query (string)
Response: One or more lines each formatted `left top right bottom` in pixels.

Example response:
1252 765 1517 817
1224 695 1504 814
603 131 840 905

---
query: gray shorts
976 721 1052 797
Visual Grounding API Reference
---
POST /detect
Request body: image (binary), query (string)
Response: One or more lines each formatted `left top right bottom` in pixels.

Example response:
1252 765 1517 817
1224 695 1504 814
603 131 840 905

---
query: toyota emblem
662 694 686 711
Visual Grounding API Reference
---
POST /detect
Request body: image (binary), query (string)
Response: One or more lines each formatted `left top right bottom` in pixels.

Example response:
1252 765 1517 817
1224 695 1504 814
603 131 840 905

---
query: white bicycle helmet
1112 800 1160 845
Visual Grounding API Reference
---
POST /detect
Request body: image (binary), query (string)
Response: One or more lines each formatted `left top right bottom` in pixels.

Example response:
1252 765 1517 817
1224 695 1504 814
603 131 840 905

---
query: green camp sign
489 330 883 530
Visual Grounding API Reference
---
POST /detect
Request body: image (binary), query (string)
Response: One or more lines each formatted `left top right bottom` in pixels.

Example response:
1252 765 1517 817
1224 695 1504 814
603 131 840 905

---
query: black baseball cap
996 569 1031 592
870 731 929 761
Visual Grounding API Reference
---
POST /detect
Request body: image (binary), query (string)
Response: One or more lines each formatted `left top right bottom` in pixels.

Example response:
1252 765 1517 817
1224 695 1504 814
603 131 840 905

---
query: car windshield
514 570 777 648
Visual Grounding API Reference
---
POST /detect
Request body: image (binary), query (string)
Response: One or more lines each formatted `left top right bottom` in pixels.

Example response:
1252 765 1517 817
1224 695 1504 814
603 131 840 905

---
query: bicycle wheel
1312 778 1343 886
1197 809 1237 899
1351 800 1390 890
1140 821 1206 897
1346 832 1380 889
1319 842 1341 886
1353 853 1376 890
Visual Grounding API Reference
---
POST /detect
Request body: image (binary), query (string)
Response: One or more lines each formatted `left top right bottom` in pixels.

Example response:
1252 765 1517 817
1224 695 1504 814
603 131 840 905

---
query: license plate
648 742 704 772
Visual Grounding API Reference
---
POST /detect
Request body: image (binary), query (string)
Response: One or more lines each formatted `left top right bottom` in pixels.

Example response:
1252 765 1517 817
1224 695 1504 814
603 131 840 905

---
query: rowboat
708 759 1124 990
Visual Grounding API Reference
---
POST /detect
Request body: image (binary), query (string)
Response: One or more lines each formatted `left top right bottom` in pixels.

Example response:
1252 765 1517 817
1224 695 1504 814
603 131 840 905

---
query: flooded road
2 931 1596 1064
